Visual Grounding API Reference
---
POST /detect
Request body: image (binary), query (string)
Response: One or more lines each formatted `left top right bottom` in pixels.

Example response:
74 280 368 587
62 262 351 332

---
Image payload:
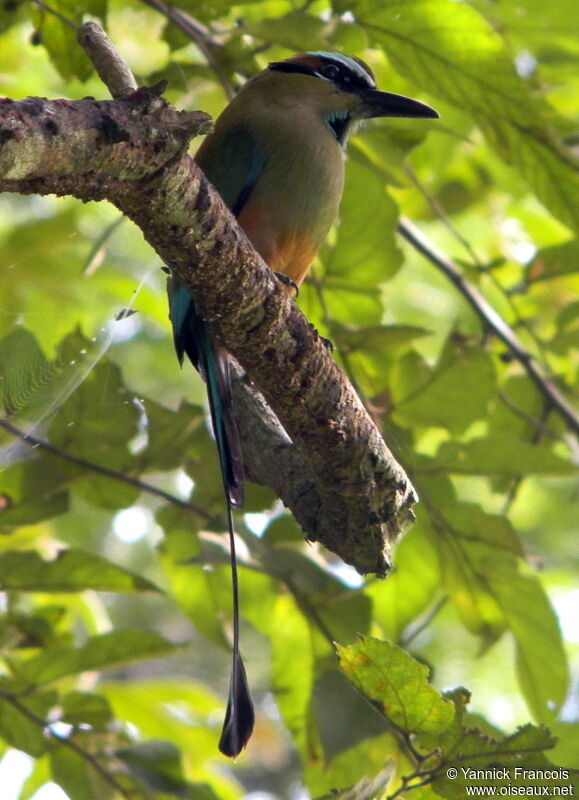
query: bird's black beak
360 88 439 120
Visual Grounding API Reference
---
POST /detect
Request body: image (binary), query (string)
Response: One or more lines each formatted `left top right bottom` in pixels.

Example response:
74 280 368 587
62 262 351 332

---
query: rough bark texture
0 91 417 575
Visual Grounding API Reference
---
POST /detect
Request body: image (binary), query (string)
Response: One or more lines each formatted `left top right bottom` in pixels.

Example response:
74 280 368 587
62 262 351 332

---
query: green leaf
418 475 569 716
50 748 96 800
487 375 545 447
421 689 544 754
19 754 52 800
270 594 317 757
262 514 304 545
473 0 579 62
479 116 578 233
367 526 440 642
549 721 579 769
527 238 579 283
356 0 579 231
0 328 53 416
60 691 113 728
0 607 67 650
318 159 403 326
34 0 107 82
0 549 160 593
139 399 204 472
333 323 431 396
0 691 55 757
550 301 579 356
334 323 431 355
159 543 229 650
357 0 533 122
100 679 222 720
73 472 140 510
337 636 455 736
313 764 395 800
259 547 371 643
437 435 575 475
0 215 91 349
0 2 26 38
156 505 201 559
407 689 577 796
490 570 569 722
162 511 277 648
244 11 329 51
98 680 221 758
393 340 495 433
432 724 571 799
0 458 69 528
49 731 114 800
352 126 433 187
182 425 234 517
313 669 390 761
170 0 244 24
306 730 401 799
115 740 189 797
47 336 140 473
417 479 515 640
18 630 179 686
241 479 276 513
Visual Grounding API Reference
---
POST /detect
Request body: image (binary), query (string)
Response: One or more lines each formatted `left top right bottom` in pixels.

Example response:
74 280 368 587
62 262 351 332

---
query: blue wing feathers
167 125 265 508
168 280 195 365
195 125 265 213
168 278 244 507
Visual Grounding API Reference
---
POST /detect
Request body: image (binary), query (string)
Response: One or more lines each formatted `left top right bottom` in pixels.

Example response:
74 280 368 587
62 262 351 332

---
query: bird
167 51 438 757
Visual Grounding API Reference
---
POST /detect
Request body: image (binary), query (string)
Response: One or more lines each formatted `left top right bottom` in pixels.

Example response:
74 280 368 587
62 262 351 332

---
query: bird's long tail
197 324 255 756
196 322 245 509
168 278 254 757
218 501 255 757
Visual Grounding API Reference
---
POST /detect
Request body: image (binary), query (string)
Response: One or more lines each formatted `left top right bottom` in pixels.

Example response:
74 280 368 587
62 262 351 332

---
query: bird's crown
268 52 376 93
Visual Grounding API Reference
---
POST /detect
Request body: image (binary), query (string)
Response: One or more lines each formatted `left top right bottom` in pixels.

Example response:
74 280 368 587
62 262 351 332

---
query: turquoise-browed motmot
168 52 438 757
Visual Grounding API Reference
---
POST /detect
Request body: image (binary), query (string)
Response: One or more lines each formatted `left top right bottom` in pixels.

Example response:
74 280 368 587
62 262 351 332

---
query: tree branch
398 218 579 437
0 37 416 576
77 21 138 98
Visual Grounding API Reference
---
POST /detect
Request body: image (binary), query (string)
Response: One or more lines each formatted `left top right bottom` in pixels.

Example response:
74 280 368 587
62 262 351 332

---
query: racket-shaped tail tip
218 654 255 758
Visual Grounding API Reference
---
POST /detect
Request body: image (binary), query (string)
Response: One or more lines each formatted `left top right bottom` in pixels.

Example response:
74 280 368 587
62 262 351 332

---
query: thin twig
498 391 561 441
398 218 579 437
283 573 337 646
400 170 556 364
77 22 138 98
405 165 554 364
0 692 131 798
386 772 434 799
82 215 125 274
30 0 77 30
401 596 447 647
403 163 483 268
0 418 210 519
139 0 236 99
501 402 553 513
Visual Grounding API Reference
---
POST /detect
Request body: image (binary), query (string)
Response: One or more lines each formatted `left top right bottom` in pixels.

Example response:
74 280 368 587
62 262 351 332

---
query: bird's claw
274 272 299 297
320 335 334 352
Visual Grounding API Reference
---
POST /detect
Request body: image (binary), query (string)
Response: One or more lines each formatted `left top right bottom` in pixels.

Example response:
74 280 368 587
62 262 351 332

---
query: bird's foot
320 335 334 352
274 272 299 297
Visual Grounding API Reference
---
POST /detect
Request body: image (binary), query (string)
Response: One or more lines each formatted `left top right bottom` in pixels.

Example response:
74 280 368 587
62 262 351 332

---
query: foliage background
0 0 577 798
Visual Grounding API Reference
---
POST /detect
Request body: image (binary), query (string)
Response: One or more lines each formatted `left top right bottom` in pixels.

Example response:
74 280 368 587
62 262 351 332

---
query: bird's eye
322 64 340 80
